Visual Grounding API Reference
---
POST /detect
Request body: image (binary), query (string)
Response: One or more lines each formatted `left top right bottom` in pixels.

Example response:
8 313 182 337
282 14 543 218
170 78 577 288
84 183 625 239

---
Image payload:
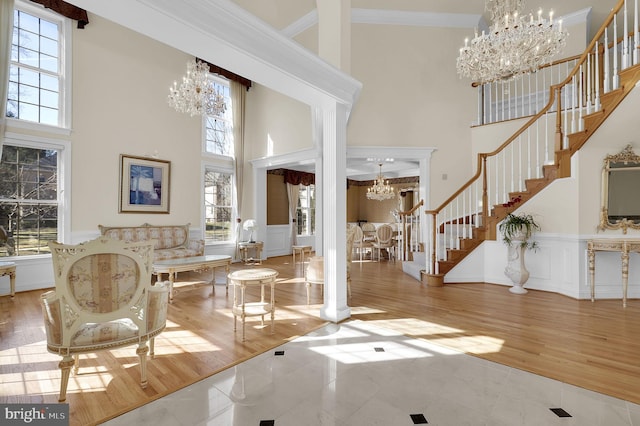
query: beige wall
60 16 203 233
266 174 289 225
6 8 605 242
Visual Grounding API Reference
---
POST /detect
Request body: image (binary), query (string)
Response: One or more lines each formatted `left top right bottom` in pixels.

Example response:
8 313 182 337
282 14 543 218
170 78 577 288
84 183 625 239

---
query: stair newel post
426 211 437 275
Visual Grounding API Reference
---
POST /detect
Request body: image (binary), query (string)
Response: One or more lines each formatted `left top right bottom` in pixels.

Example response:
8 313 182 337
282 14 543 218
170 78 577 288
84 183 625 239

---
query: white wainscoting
266 225 291 258
444 233 633 301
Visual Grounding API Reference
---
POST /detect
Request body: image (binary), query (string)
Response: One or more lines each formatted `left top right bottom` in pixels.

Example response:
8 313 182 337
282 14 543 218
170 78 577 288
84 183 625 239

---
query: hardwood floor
2 255 640 425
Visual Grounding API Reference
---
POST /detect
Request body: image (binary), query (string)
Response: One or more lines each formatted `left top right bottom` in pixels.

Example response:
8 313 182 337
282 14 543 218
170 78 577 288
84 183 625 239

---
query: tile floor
105 320 640 426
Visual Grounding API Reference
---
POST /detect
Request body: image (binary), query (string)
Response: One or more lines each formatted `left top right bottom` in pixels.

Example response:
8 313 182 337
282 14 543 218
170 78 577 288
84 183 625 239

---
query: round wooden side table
228 268 279 341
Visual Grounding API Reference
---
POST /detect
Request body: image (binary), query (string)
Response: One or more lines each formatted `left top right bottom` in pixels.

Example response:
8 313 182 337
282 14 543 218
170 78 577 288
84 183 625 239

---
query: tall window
297 185 315 236
7 2 67 127
204 169 233 242
204 78 232 156
0 144 59 256
203 76 235 243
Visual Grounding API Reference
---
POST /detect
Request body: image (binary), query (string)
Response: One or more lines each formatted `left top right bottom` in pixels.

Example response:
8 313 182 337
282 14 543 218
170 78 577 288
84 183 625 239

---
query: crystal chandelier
456 0 568 84
366 164 395 201
167 59 226 116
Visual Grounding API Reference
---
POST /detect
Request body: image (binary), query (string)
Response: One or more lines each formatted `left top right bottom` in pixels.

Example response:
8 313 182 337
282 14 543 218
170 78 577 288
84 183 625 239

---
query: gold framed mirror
599 144 640 233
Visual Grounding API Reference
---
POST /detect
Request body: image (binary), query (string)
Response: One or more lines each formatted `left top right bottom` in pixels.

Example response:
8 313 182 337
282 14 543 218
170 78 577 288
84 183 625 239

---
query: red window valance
29 0 89 28
284 169 315 186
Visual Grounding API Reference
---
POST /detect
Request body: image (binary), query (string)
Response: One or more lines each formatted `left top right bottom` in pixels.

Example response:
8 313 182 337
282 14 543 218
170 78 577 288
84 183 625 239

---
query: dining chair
372 223 395 262
352 226 373 262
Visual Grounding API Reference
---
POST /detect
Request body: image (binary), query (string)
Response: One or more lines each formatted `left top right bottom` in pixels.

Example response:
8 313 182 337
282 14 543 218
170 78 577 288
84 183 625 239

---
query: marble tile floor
105 320 640 426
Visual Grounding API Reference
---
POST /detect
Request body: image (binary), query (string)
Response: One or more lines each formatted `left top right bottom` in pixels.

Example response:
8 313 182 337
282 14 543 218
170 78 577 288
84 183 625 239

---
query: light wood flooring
1 255 640 425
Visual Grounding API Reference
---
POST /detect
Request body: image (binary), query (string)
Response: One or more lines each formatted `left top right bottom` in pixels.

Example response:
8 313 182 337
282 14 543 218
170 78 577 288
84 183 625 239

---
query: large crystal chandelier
167 59 226 117
366 164 395 201
456 0 567 84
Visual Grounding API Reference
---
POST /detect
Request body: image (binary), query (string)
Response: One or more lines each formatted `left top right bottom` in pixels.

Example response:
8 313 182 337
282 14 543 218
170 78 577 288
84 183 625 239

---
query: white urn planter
504 237 529 294
498 213 541 295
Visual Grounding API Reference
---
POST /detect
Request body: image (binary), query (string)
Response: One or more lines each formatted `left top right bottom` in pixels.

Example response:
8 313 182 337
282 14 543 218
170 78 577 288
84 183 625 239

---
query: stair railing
396 199 424 261
476 54 581 126
425 0 637 276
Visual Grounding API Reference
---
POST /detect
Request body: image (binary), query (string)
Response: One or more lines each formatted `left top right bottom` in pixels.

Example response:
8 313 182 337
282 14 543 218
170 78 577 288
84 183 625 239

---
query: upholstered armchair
41 237 169 402
304 227 356 305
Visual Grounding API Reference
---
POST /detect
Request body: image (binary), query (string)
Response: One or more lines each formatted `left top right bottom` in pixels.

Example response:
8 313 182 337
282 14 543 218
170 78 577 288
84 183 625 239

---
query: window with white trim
297 184 315 236
204 78 232 156
204 168 233 242
203 76 235 243
0 142 62 257
7 1 69 128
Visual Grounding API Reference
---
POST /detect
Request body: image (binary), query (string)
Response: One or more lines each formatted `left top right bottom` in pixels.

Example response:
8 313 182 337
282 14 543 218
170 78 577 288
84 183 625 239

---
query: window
0 144 60 257
204 169 233 242
297 185 315 236
202 76 235 243
204 78 232 156
7 1 69 127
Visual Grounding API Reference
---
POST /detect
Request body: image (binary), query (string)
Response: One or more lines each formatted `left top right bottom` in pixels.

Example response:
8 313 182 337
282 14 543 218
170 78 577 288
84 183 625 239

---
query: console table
0 261 16 297
587 239 640 307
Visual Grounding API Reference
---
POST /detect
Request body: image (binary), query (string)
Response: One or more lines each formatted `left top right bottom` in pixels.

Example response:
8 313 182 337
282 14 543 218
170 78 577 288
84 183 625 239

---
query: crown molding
281 7 592 39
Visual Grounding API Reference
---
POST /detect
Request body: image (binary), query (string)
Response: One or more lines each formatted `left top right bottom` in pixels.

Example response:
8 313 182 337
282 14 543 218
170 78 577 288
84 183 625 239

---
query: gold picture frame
119 154 171 213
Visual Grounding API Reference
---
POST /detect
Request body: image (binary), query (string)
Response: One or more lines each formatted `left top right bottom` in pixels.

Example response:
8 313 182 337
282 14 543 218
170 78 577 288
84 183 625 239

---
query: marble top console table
587 239 640 307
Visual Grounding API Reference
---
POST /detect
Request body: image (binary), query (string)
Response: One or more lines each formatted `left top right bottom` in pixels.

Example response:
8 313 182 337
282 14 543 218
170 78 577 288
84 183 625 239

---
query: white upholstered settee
99 223 204 261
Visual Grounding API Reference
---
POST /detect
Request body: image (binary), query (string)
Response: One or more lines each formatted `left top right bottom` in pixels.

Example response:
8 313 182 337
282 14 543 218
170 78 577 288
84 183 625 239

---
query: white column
320 102 350 323
316 0 351 322
316 0 351 73
312 107 324 254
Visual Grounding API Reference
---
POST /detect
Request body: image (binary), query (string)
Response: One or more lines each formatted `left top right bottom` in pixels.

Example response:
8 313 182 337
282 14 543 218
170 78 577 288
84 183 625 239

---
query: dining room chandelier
456 0 567 84
366 164 395 201
167 59 226 117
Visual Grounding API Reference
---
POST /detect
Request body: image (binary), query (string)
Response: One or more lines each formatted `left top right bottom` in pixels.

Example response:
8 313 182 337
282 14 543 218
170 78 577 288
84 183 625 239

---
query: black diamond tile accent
259 420 275 426
550 408 572 418
274 350 285 356
374 347 385 352
410 413 428 424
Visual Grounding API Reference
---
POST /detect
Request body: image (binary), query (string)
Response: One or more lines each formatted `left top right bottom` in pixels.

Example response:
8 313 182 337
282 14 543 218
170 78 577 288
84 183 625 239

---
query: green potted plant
498 213 541 250
498 213 541 294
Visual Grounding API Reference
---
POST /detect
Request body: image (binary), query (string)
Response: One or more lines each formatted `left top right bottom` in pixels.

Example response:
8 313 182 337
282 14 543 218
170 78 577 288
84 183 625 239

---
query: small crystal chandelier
366 164 395 201
456 0 568 84
167 59 226 117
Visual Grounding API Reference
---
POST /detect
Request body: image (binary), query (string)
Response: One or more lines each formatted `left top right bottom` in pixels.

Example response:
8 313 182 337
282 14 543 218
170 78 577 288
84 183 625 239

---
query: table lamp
243 219 258 243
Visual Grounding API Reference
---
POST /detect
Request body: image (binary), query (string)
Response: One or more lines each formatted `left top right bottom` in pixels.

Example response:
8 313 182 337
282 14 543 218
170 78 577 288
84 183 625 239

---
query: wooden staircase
423 0 640 286
430 62 640 281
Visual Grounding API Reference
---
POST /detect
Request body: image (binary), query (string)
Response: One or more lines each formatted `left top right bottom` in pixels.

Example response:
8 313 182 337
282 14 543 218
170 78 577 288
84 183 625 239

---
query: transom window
7 3 65 127
204 78 232 156
297 184 315 236
0 144 60 256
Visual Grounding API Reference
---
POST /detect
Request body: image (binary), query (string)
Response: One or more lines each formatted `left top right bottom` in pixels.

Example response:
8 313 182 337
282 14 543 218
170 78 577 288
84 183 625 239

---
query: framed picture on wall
119 154 171 213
